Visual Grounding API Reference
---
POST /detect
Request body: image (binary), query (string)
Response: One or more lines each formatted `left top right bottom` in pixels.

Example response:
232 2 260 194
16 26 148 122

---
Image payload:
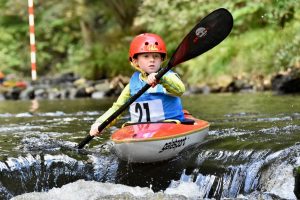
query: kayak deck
111 115 209 143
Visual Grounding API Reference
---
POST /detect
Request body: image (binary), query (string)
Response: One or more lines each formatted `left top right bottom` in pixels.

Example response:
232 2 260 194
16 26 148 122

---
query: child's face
133 53 162 74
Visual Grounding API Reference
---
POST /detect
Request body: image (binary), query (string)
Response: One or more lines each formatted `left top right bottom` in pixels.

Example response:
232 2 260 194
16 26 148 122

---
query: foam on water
0 111 100 118
0 125 43 133
0 161 9 171
11 179 212 200
257 116 292 122
5 154 38 171
259 125 300 135
15 113 33 118
209 128 254 137
0 113 14 118
165 181 204 198
43 154 79 167
11 180 156 200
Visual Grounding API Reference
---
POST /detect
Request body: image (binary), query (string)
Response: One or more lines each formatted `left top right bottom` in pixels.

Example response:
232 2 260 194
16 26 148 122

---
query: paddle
77 8 233 149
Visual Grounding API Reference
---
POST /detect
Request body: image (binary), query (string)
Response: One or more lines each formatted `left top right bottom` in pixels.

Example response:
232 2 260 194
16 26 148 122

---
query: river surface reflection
1 92 300 199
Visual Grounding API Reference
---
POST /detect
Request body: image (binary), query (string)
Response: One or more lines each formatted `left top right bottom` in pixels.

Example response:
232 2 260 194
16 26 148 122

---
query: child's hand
89 122 102 136
147 73 158 87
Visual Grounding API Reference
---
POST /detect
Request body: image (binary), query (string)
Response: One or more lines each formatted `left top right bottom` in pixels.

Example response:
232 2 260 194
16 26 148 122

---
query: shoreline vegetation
0 1 300 100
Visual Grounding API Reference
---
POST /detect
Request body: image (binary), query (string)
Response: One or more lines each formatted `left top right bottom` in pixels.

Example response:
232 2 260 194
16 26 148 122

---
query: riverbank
1 67 300 101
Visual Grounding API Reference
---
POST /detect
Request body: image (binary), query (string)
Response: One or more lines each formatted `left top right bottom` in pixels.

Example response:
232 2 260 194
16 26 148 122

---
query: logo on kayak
193 27 207 43
158 137 187 153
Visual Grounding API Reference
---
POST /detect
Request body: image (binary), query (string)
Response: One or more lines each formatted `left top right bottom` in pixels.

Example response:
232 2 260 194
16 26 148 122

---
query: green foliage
0 0 299 85
274 33 300 71
263 0 298 27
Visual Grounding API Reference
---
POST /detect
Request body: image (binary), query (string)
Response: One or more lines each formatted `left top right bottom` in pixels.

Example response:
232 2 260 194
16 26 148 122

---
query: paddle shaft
77 66 171 149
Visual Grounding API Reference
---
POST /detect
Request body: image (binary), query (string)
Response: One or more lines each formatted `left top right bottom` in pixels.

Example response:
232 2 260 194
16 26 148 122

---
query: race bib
129 99 165 122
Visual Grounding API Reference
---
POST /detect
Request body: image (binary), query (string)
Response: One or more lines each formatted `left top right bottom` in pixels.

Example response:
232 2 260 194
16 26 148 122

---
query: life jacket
129 71 184 122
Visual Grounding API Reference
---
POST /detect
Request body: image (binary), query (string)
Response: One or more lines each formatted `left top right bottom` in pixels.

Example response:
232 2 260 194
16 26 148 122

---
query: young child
90 33 185 136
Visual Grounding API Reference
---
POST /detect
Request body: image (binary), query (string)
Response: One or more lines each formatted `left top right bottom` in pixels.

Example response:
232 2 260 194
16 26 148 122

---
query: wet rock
271 67 300 94
105 75 130 97
65 88 77 99
0 93 4 100
94 80 110 92
210 86 222 93
73 78 88 88
257 145 298 199
224 77 253 93
48 88 63 100
75 88 92 98
3 87 22 100
19 86 35 100
34 88 48 99
251 74 270 92
186 85 210 94
212 75 232 92
109 75 130 89
185 74 270 94
294 166 300 199
243 191 290 200
91 91 105 99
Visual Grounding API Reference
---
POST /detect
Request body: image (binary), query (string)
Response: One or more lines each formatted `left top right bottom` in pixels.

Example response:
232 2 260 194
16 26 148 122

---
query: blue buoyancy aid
129 71 184 122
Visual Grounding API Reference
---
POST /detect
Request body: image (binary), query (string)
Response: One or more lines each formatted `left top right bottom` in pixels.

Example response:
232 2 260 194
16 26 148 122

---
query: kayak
111 111 209 163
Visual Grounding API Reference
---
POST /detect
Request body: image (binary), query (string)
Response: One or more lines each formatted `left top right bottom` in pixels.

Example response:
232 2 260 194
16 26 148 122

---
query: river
0 92 300 199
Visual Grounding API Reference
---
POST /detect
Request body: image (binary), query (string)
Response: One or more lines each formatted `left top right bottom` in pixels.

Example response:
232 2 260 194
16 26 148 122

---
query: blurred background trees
0 0 299 85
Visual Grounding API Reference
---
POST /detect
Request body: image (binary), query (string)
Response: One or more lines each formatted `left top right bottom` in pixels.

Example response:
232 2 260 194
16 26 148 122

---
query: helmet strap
130 61 146 75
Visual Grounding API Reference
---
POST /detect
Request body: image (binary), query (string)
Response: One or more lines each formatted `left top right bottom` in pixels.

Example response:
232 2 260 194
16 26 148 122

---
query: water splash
5 154 37 171
165 145 299 199
0 181 13 200
2 144 299 199
11 180 158 200
0 153 92 197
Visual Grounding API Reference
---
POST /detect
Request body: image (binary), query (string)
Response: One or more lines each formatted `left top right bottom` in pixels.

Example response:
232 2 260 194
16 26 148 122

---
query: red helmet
129 33 167 61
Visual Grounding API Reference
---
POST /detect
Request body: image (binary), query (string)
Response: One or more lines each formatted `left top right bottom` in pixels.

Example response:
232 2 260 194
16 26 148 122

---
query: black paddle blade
168 8 233 68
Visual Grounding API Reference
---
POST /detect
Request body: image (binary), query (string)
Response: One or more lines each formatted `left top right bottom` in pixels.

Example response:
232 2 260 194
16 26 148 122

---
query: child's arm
160 72 185 96
89 84 131 136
